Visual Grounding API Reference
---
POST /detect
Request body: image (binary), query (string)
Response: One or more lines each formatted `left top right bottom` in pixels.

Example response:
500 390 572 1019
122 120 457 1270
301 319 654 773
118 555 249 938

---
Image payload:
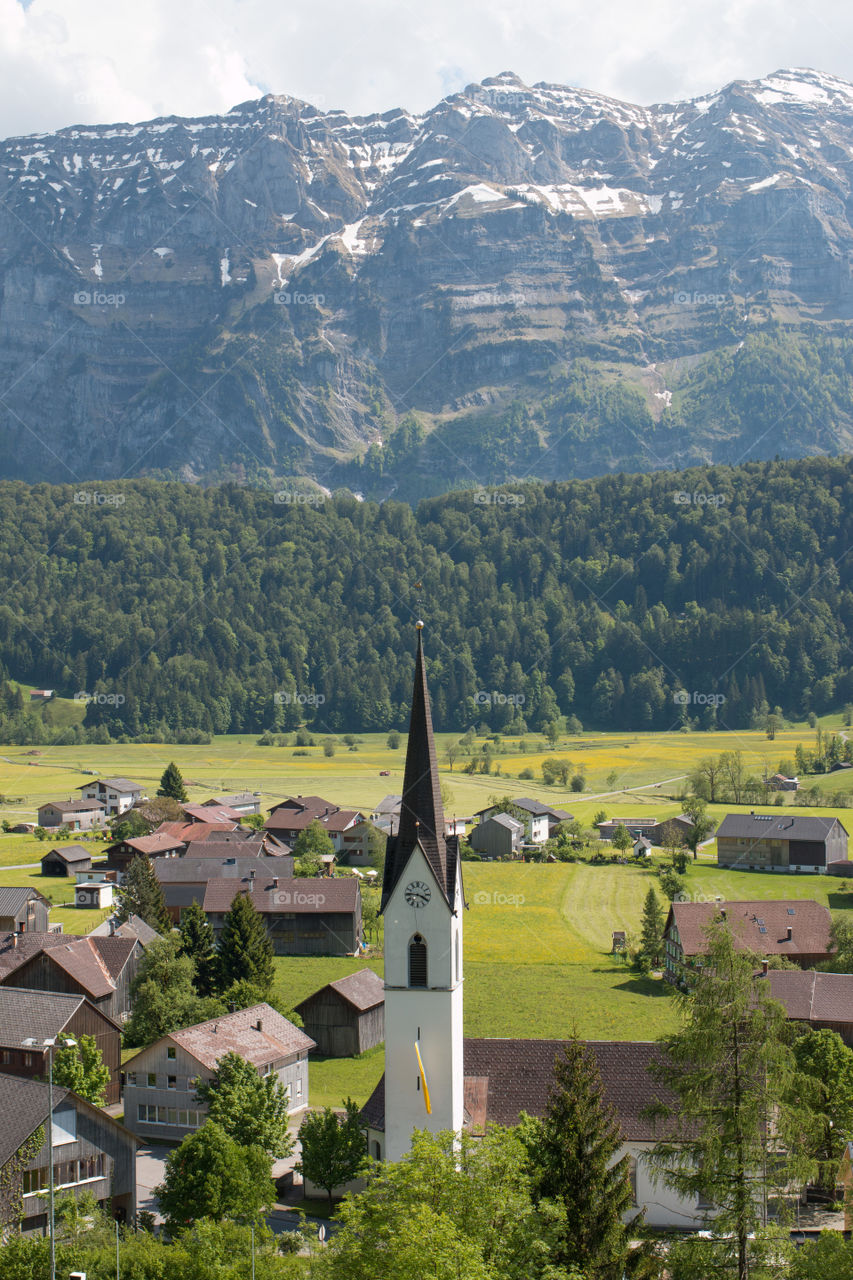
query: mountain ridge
3 67 853 497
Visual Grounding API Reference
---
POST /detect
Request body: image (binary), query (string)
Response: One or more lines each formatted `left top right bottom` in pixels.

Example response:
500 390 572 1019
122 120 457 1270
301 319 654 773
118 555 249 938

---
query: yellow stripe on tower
414 1041 432 1115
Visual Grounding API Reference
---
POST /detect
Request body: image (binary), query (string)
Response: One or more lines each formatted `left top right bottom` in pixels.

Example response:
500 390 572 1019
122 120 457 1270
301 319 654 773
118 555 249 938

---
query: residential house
370 795 402 832
474 799 574 845
0 986 123 1103
0 888 51 934
0 1073 137 1233
41 845 93 877
663 900 834 984
0 931 142 1024
152 855 294 923
757 969 853 1046
469 813 524 859
75 777 146 816
102 832 187 883
361 1039 708 1229
37 800 106 831
716 813 849 872
294 969 385 1056
122 1003 315 1142
264 796 365 853
597 817 658 841
202 792 262 816
203 876 362 956
768 774 800 792
181 804 244 824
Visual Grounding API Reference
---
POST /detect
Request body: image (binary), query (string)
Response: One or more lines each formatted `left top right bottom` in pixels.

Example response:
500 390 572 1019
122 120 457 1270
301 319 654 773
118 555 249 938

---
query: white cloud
2 0 853 138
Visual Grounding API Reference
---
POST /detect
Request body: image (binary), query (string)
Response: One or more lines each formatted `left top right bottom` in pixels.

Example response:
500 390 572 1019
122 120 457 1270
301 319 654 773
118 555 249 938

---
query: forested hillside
1 457 851 740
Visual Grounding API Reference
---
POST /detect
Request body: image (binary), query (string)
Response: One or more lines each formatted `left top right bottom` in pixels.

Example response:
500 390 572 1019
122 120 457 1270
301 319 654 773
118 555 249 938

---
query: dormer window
408 934 427 987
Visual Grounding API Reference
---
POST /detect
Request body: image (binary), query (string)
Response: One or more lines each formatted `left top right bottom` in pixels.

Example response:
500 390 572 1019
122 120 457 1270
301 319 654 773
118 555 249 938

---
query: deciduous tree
195 1051 293 1158
297 1100 367 1209
155 1122 274 1233
52 1034 110 1105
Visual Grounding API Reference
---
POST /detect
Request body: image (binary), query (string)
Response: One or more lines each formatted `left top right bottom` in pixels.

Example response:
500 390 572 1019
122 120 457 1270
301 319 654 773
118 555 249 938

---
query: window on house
52 1108 76 1146
167 1076 176 1090
627 1156 638 1206
408 934 427 987
296 1079 302 1097
147 1073 156 1087
126 1072 136 1087
167 1047 176 1060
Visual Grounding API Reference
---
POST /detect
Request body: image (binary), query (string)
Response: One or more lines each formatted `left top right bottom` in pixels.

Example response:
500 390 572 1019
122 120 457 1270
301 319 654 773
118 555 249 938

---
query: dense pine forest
0 456 851 740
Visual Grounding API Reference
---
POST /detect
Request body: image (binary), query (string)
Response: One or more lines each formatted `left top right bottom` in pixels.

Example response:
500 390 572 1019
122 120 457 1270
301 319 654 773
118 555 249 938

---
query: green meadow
3 717 853 1109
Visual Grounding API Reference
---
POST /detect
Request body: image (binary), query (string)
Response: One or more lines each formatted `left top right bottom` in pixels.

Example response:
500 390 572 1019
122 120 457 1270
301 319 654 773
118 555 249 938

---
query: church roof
360 1039 679 1139
381 629 460 911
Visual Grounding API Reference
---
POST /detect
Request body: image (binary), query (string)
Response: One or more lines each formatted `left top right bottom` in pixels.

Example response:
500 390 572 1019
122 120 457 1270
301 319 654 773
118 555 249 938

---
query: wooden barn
0 888 51 934
41 844 93 877
0 932 142 1024
0 986 123 1103
294 968 385 1056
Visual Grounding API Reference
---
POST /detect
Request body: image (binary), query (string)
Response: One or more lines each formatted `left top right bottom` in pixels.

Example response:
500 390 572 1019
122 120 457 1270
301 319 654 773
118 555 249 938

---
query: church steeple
381 623 455 911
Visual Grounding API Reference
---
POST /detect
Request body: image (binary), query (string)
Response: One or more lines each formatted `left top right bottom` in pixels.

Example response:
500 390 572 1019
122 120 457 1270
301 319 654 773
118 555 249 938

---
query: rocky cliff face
4 67 853 495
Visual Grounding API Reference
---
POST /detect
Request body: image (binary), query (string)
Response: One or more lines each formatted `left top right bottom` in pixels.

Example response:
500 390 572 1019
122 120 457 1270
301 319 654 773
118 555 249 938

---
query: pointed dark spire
381 624 453 910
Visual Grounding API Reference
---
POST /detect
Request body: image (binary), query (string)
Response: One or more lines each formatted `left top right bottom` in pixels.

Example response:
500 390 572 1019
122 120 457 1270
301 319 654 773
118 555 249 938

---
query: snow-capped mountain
3 68 853 493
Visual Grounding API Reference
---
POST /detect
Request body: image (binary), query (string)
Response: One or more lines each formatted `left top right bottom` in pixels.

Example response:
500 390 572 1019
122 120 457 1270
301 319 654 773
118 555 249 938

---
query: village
1 638 853 1275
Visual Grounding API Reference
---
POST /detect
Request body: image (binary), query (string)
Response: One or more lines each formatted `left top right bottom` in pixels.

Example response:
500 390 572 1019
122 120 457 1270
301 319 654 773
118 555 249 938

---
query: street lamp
22 1035 77 1280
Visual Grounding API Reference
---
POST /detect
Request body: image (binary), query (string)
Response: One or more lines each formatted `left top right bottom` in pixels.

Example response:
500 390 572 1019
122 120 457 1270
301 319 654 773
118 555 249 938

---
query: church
361 623 706 1230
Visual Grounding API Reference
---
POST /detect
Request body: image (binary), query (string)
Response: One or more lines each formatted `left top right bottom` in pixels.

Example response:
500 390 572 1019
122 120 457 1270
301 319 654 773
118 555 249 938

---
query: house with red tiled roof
202 875 361 956
294 968 384 1056
663 899 834 984
122 1003 315 1142
264 796 366 854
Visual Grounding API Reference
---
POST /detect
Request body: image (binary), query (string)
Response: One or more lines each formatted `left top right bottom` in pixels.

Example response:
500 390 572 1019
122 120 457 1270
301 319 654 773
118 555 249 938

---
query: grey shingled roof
296 968 385 1015
0 1073 68 1165
0 887 46 915
487 813 525 832
716 813 848 842
0 987 86 1048
41 845 91 864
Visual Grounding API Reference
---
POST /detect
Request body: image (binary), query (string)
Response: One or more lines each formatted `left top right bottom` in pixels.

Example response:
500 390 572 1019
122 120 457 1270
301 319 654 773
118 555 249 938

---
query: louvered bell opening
408 934 427 987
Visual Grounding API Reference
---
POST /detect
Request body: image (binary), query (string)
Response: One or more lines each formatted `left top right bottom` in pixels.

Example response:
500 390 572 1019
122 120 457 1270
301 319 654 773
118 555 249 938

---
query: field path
581 774 688 801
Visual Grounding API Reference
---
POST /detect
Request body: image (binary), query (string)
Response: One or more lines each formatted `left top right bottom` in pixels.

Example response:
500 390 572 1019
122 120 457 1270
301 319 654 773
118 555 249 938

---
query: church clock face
405 880 431 908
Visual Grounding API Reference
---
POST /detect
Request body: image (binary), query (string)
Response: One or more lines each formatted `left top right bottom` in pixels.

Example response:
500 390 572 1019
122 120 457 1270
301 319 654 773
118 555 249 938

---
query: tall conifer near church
217 891 274 993
528 1036 641 1280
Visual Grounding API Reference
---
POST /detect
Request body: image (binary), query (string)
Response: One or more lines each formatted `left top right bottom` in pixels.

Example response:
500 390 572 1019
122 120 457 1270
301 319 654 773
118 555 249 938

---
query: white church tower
371 622 465 1162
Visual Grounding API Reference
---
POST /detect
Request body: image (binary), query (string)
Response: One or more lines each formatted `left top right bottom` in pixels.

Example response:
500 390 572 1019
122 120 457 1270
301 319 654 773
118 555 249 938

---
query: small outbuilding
294 968 385 1056
0 888 50 934
469 813 524 860
74 881 114 910
41 844 93 877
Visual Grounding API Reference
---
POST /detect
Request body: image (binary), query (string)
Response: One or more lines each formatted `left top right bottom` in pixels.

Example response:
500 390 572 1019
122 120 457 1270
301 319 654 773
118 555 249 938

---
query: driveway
135 1144 171 1223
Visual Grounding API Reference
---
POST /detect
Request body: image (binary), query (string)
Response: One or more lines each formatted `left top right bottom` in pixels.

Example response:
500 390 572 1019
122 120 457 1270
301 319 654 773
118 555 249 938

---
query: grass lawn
296 856 853 1109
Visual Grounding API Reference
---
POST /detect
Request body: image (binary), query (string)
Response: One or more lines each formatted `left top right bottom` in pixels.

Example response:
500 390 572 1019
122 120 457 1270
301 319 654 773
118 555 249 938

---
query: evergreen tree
116 854 171 934
637 886 665 969
525 1036 642 1280
217 892 274 993
157 761 187 802
646 920 821 1280
178 901 219 997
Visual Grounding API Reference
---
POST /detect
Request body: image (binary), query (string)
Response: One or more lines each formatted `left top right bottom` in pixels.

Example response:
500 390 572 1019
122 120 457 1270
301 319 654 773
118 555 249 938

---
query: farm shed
294 968 385 1056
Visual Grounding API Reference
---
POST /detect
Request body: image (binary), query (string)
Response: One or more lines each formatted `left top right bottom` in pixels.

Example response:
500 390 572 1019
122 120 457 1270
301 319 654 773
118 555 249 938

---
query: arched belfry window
409 934 427 987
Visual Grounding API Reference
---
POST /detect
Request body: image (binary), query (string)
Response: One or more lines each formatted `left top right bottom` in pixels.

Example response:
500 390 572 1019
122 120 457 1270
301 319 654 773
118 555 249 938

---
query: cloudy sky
2 0 852 138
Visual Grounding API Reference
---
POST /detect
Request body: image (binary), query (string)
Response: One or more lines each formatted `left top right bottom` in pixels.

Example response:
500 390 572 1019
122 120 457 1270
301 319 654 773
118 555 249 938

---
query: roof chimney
109 919 116 935
256 1018 263 1032
272 877 278 888
762 959 769 976
787 926 793 941
228 1002 236 1014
